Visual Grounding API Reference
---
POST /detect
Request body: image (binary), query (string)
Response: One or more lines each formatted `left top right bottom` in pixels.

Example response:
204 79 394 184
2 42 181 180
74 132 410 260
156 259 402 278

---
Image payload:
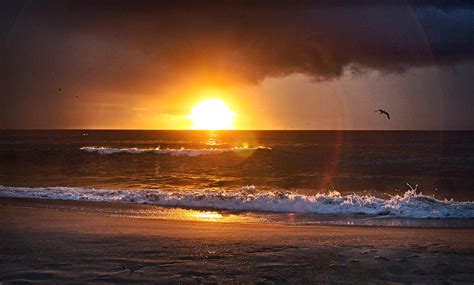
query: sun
190 99 236 130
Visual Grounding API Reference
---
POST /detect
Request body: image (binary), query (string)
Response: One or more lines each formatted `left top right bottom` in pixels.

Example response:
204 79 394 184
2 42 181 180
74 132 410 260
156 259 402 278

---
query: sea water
1 130 473 225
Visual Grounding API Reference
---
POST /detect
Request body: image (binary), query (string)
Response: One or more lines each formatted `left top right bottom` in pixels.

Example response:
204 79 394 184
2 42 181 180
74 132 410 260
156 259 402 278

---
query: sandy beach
1 199 473 284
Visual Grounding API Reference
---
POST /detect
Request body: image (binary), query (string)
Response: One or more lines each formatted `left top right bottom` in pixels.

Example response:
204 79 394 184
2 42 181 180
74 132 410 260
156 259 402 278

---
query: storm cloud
1 1 474 129
3 1 474 91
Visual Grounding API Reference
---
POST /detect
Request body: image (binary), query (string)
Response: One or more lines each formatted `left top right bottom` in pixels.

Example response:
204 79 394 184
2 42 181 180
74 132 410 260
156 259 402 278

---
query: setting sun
190 99 236 130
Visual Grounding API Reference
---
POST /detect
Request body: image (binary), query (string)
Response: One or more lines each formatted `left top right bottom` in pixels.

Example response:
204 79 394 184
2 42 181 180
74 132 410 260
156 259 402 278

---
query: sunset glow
190 99 236 130
3 1 474 283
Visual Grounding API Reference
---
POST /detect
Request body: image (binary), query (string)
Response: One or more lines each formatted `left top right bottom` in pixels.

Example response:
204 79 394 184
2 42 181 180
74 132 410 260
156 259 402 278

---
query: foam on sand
0 185 472 219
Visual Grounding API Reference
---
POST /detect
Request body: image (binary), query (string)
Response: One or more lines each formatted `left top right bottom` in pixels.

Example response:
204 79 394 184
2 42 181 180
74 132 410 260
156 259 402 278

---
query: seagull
375 109 390 120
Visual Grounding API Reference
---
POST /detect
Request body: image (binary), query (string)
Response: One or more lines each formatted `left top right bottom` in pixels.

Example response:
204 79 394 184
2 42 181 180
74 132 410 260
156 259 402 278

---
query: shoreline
1 196 473 228
1 202 473 283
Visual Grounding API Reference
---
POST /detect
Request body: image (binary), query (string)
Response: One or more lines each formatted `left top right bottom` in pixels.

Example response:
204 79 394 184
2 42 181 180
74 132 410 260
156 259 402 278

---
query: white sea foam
0 185 473 219
80 146 271 156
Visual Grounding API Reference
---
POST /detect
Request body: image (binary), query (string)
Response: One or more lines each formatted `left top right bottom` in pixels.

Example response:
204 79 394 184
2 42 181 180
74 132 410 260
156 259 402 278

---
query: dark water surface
1 130 472 199
0 130 473 223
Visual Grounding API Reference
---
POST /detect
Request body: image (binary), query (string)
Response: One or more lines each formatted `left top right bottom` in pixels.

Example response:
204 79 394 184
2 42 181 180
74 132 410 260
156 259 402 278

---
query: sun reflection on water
171 209 254 223
191 211 224 221
127 207 261 223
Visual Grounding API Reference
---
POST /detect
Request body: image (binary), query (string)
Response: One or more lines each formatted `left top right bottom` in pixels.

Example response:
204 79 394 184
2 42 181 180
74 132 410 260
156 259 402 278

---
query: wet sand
1 201 473 284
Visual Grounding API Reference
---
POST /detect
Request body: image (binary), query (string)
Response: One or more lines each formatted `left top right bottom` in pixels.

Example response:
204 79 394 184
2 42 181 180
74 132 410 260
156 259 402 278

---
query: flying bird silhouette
375 109 390 120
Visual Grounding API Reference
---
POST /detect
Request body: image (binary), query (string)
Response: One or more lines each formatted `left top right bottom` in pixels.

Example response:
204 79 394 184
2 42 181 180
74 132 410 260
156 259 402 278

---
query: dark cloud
1 1 474 128
4 1 474 88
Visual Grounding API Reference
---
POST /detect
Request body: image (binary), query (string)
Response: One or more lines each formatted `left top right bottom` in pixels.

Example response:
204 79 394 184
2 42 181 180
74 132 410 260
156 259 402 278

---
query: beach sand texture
1 202 473 284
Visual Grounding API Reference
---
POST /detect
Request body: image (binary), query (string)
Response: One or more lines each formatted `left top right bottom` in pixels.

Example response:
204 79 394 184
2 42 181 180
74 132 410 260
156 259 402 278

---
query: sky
2 0 474 130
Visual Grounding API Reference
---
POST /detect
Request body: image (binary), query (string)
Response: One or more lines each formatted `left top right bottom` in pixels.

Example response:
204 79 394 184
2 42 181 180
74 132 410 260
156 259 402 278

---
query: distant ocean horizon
1 130 473 224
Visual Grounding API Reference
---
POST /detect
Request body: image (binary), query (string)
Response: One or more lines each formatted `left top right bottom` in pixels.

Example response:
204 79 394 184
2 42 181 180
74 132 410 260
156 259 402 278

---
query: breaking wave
80 146 271 156
0 185 473 219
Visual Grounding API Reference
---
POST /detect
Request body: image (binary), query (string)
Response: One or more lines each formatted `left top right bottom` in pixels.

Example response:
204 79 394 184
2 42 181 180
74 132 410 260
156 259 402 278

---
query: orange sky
3 1 474 130
54 67 453 130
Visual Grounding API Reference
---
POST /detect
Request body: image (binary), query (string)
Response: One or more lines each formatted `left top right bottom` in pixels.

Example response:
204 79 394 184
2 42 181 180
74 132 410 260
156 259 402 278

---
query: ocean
1 130 473 226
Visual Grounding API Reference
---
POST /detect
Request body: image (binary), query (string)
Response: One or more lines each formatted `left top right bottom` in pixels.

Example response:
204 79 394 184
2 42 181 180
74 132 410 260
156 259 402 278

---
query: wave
80 146 271 156
0 185 472 219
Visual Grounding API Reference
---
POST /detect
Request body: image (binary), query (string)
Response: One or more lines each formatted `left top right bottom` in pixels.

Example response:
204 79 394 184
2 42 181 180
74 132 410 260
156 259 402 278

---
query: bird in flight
375 109 390 120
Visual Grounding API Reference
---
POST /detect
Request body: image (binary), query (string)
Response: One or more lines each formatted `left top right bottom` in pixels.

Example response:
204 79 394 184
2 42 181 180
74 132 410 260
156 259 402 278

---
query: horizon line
1 128 473 132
